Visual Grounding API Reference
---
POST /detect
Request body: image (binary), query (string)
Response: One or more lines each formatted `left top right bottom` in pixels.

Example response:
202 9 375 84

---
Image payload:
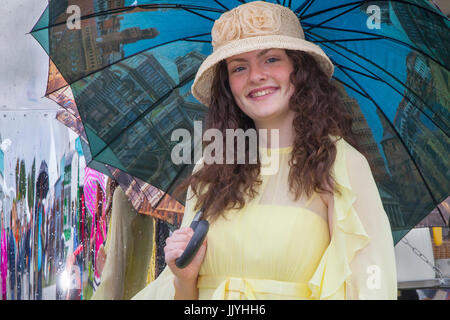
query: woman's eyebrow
227 49 275 64
257 49 273 57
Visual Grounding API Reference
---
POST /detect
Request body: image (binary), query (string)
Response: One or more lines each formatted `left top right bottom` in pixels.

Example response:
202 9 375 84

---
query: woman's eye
232 66 245 73
266 57 279 63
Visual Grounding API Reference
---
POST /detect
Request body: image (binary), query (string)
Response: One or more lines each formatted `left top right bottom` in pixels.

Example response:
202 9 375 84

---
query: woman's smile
247 86 279 100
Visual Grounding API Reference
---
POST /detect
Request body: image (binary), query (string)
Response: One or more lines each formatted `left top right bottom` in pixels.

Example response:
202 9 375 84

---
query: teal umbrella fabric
49 82 183 221
31 0 449 244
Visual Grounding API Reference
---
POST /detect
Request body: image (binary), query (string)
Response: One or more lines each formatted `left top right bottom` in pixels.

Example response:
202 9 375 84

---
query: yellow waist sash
198 275 312 300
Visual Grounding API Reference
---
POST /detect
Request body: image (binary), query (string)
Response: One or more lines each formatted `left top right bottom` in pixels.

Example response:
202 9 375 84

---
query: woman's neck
254 114 295 148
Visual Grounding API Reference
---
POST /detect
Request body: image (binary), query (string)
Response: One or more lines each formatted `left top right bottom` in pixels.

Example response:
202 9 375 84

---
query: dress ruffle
308 138 370 299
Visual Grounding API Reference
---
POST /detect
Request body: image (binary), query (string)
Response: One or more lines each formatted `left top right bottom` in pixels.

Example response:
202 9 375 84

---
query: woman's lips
247 87 278 101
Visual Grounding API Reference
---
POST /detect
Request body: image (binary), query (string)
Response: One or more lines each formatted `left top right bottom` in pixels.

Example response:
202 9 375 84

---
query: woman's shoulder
331 135 369 169
331 135 374 195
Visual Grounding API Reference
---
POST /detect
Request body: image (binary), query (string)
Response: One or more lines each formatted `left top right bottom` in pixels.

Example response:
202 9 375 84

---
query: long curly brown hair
174 49 360 223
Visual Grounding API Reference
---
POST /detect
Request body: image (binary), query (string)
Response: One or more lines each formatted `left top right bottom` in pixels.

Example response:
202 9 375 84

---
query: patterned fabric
83 168 106 216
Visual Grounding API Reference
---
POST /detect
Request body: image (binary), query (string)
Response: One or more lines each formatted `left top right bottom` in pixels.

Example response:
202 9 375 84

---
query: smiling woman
133 1 397 301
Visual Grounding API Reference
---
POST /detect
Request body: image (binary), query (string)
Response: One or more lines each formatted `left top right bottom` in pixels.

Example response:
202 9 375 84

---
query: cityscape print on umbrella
45 58 185 226
30 0 450 243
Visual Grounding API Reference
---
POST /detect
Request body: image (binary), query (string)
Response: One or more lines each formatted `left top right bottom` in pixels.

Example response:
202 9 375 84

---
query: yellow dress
132 136 397 300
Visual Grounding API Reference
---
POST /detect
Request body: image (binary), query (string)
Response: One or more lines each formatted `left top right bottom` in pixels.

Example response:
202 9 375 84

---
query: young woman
133 1 397 300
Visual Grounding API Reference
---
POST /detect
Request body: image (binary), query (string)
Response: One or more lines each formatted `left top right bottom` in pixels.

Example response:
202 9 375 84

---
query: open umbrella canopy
47 59 88 141
47 59 185 224
31 0 449 244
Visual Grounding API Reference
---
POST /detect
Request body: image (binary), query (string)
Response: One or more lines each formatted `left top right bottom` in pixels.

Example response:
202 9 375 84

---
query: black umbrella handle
175 219 209 269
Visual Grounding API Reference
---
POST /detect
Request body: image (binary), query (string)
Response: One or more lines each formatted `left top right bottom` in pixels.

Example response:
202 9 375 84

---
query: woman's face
226 48 295 127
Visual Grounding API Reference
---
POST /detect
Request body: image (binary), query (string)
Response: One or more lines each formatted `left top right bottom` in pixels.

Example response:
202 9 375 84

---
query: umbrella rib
154 164 190 209
31 4 224 32
181 7 216 22
299 1 366 20
127 3 226 14
331 76 370 98
34 1 444 33
294 0 314 15
213 0 230 11
337 66 448 229
387 0 447 17
308 32 449 136
32 6 132 32
91 73 196 159
303 2 363 32
303 23 449 72
312 36 385 43
183 39 211 43
27 2 54 35
32 6 140 32
299 0 444 21
334 64 381 82
97 156 189 210
45 33 210 96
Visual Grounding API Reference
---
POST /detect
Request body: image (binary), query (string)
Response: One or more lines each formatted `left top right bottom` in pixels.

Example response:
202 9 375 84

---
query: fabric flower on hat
211 9 241 49
211 1 282 49
238 1 281 37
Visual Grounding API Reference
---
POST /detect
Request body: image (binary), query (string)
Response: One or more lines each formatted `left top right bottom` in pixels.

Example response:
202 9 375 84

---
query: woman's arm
164 227 207 300
345 147 397 299
174 276 199 300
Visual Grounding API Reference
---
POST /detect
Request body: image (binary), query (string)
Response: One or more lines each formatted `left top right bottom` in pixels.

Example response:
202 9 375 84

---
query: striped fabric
83 167 106 216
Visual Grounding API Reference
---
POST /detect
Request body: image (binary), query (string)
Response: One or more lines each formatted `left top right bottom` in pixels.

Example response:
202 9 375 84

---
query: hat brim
191 35 334 107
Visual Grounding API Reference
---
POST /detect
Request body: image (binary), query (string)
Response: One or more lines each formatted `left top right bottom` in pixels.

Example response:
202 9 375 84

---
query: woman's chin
251 113 283 127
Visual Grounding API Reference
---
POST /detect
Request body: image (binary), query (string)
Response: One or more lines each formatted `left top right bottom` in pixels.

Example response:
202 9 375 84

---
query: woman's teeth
251 89 275 98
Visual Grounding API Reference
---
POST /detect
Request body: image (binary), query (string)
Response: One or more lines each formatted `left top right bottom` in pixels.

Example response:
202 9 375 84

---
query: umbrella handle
175 220 209 269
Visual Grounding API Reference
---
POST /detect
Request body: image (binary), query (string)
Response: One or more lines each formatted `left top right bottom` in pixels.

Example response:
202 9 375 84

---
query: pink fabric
1 230 7 300
83 168 106 216
90 217 106 278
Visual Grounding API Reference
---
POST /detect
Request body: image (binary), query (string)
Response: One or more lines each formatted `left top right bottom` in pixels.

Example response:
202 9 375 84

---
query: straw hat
191 1 334 107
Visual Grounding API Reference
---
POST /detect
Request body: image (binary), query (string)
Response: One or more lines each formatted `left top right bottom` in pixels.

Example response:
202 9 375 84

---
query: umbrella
105 164 185 225
47 59 184 225
30 0 449 244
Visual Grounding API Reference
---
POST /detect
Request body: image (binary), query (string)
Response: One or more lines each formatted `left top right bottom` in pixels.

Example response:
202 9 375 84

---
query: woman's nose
248 63 268 83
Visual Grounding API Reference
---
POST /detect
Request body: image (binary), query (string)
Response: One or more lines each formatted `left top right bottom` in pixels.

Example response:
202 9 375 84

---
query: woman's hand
164 227 207 299
164 227 207 280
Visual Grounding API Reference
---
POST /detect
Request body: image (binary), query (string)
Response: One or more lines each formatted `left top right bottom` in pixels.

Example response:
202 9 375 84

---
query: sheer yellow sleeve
132 159 204 300
308 138 397 299
91 187 153 300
